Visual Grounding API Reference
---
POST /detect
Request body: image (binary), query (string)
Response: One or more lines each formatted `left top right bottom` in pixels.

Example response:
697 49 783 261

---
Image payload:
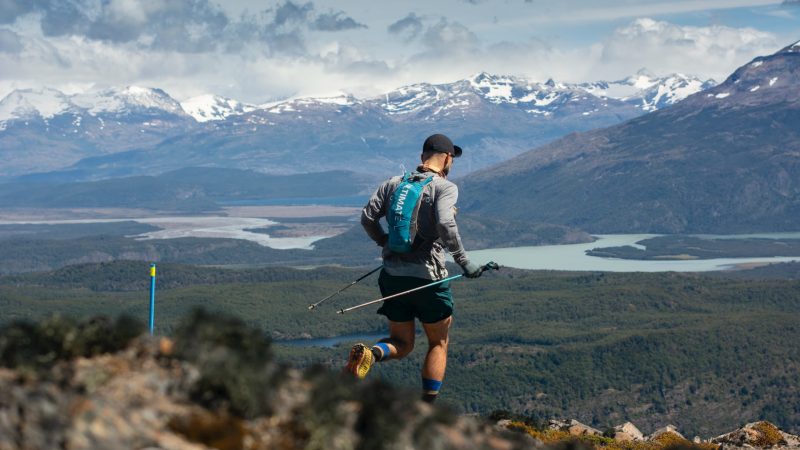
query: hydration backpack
387 172 434 253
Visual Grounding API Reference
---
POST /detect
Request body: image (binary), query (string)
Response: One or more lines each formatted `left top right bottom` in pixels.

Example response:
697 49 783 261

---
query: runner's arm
361 181 390 246
434 182 470 267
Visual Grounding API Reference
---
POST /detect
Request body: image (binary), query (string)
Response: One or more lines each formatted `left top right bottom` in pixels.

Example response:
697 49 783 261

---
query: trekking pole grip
481 261 500 273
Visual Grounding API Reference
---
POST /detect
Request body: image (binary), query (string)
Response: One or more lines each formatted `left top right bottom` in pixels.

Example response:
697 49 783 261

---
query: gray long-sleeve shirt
361 170 470 280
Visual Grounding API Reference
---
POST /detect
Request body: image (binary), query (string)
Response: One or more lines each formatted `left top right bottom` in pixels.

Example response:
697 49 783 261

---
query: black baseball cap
423 133 462 157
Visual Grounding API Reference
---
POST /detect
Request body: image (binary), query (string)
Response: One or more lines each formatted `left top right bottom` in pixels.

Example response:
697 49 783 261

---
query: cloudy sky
0 0 798 103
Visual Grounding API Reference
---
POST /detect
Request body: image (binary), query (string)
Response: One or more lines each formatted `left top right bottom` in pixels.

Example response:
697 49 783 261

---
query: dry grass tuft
752 422 786 448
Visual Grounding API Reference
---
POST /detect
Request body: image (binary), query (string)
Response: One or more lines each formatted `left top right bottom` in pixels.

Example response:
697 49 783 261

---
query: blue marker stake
149 263 156 335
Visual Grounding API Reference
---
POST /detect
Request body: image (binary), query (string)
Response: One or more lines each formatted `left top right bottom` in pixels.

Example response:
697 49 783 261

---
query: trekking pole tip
336 309 345 315
307 304 316 311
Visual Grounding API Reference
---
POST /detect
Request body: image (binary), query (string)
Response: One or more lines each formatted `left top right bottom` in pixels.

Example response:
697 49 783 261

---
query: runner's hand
462 261 483 278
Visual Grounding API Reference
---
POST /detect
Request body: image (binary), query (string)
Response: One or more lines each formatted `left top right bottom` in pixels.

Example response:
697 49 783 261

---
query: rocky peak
693 39 800 106
780 40 800 54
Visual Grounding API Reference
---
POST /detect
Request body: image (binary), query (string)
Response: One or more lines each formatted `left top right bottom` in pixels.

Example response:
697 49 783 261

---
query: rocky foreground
498 418 800 450
0 312 798 450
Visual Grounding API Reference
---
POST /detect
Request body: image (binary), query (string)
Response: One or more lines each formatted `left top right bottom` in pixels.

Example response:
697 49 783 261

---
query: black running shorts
375 269 453 323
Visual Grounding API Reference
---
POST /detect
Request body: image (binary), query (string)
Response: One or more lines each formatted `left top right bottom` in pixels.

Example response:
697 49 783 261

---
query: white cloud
0 28 23 53
0 4 788 104
379 17 780 87
387 13 423 40
600 18 779 81
497 0 782 26
420 19 479 53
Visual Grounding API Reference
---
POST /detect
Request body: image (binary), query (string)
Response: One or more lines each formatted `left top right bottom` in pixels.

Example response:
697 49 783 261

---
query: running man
345 133 482 403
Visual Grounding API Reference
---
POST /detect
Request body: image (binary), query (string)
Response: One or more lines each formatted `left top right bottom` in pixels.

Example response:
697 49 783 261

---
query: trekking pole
148 263 156 336
307 265 383 310
337 262 500 315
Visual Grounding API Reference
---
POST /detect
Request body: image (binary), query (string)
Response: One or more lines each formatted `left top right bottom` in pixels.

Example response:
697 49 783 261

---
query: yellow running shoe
344 343 373 379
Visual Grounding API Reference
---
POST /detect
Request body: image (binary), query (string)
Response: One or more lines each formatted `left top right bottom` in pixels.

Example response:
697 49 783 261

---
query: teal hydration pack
387 173 434 253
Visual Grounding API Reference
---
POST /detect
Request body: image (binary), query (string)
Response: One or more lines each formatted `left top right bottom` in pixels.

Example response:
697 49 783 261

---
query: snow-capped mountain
0 70 715 180
0 86 188 122
72 86 186 116
0 88 74 122
171 71 715 122
181 95 257 122
0 71 712 125
582 70 717 111
0 86 196 176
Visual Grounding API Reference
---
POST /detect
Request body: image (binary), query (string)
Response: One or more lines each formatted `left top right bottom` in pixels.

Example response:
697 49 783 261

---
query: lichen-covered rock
613 421 644 442
648 425 685 441
548 419 602 436
712 421 800 449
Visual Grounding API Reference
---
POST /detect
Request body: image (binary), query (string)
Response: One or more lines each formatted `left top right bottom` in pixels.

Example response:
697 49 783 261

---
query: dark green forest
2 261 799 437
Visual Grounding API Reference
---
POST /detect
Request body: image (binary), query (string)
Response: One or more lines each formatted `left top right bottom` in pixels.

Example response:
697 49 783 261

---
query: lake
278 332 386 348
469 233 800 272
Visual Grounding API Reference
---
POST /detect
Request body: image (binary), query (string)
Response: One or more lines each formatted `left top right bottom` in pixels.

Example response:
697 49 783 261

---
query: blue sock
372 342 391 361
422 378 442 403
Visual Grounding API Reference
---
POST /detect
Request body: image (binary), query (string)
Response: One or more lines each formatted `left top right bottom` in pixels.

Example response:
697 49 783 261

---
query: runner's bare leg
378 320 415 359
421 316 452 381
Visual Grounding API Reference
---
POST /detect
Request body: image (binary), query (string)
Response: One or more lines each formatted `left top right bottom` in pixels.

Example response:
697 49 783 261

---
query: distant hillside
459 41 800 234
0 167 378 210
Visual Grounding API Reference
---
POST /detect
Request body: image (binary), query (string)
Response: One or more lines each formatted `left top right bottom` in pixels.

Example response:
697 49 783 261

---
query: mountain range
0 71 713 182
459 41 800 234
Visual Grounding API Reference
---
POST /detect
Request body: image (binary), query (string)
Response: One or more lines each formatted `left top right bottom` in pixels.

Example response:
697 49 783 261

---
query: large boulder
712 421 799 449
613 422 645 442
648 425 685 441
548 419 602 436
